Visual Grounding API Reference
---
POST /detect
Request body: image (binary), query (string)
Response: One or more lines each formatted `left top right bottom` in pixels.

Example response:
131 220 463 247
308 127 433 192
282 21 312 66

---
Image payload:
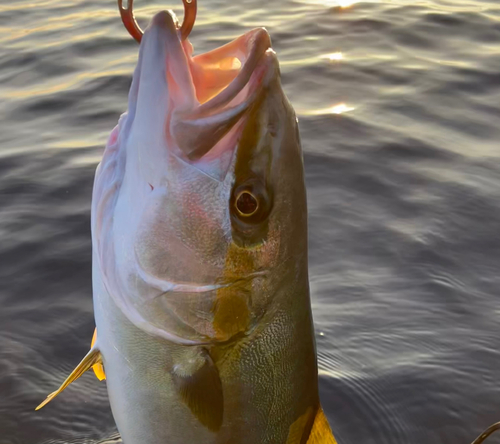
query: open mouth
120 0 272 109
187 27 272 109
174 24 274 160
122 4 274 162
190 27 272 103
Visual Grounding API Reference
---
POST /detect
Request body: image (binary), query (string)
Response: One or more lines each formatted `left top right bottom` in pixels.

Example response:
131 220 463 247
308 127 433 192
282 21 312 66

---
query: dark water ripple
1 0 500 443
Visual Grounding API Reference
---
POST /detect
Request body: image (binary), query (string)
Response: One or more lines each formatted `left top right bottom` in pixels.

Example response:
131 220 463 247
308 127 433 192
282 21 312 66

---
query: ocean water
1 0 500 443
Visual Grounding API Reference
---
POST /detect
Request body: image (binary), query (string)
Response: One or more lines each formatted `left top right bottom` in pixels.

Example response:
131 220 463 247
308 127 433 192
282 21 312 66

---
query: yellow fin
91 328 106 381
35 346 102 410
306 407 337 444
287 406 314 444
287 406 338 444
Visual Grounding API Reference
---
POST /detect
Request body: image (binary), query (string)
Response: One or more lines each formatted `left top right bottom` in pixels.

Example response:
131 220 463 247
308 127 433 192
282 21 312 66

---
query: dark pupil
236 192 258 215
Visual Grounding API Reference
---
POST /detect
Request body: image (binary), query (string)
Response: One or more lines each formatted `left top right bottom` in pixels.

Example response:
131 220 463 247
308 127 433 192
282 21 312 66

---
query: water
1 0 500 443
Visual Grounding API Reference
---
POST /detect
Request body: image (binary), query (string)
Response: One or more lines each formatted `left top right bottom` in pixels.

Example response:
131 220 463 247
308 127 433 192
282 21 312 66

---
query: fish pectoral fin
172 347 223 432
91 328 106 381
35 346 103 411
307 406 338 444
287 406 315 444
287 406 338 444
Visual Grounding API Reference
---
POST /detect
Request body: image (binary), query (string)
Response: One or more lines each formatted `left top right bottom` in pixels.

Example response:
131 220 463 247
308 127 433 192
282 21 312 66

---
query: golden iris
235 191 259 217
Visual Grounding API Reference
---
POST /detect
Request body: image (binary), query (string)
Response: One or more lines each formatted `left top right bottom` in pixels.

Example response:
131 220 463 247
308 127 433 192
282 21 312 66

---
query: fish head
93 11 307 344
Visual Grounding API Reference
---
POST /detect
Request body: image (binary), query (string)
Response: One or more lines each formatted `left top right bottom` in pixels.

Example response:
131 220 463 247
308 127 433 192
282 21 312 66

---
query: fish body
38 9 336 444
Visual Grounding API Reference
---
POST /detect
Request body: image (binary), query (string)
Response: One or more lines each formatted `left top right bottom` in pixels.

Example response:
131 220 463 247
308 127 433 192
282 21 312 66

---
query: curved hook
180 0 197 41
118 0 197 43
471 422 500 444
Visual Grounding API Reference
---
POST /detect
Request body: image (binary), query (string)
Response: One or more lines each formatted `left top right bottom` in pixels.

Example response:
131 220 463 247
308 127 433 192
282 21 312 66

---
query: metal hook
470 421 500 444
118 0 197 43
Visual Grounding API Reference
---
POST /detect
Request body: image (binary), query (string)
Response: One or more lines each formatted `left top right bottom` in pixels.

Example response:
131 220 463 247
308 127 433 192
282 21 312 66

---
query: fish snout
150 10 179 35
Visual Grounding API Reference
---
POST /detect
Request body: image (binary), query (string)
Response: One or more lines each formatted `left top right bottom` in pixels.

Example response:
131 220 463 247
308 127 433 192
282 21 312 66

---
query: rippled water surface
1 0 500 443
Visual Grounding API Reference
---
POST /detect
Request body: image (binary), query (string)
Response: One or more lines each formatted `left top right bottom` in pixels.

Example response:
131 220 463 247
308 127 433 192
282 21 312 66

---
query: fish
36 1 337 443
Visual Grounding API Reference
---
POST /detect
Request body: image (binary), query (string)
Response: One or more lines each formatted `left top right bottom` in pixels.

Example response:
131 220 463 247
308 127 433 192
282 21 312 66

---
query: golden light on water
318 0 379 8
337 0 358 7
322 52 343 61
329 103 355 114
302 103 355 116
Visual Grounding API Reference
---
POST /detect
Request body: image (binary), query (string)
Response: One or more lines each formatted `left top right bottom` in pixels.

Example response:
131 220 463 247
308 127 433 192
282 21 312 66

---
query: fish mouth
141 11 276 162
188 26 273 110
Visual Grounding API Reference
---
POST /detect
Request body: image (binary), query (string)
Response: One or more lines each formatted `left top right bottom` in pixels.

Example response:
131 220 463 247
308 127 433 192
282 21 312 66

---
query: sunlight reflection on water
301 103 356 115
301 0 380 7
321 52 344 61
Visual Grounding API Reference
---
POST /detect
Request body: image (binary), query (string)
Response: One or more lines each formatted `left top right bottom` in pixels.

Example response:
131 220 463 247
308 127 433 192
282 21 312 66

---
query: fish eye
235 191 259 217
230 179 272 233
230 179 272 245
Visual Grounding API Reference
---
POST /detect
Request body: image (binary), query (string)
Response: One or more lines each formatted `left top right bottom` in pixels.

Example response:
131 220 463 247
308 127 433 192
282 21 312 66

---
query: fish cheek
211 244 254 341
211 218 280 342
212 283 251 341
